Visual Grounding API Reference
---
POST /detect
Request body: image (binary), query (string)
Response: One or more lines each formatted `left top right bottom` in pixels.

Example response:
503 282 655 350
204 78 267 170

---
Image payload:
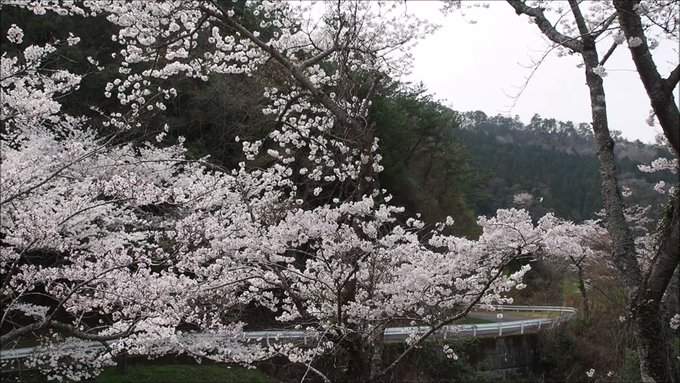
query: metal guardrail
382 304 577 343
0 305 577 361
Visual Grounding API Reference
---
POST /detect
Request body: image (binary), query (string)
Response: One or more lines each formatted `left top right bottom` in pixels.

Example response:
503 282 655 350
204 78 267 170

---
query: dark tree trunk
344 334 370 383
579 34 675 383
610 4 680 379
369 324 385 382
578 36 641 301
632 298 676 383
576 265 591 318
566 2 670 381
613 0 680 157
631 194 680 382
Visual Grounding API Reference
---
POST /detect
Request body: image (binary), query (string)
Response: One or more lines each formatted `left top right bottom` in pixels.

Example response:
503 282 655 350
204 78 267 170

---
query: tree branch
0 318 140 345
568 0 592 39
300 44 340 70
613 0 680 157
359 73 382 118
201 2 364 133
50 319 141 341
641 193 679 304
666 63 680 90
506 0 583 53
599 42 618 66
592 13 618 39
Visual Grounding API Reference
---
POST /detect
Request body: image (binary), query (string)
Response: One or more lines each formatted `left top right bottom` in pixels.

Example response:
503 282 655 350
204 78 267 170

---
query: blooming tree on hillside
539 214 610 318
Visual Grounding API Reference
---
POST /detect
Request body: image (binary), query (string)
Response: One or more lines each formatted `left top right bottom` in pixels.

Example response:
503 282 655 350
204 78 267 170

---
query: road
469 310 537 322
0 305 577 361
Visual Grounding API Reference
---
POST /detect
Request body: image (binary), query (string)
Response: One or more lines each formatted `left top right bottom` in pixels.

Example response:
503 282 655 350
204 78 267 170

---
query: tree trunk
576 265 591 318
580 44 674 383
632 299 676 383
369 324 386 382
613 0 680 157
579 40 641 301
661 262 680 379
603 4 680 378
632 194 680 383
577 14 675 383
346 348 369 382
115 352 128 375
569 3 665 380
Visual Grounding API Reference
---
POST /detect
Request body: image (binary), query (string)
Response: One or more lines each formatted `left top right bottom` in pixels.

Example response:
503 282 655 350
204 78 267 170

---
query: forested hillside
453 111 675 221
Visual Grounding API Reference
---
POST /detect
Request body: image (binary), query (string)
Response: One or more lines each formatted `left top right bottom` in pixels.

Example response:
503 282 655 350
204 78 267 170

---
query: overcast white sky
403 1 679 143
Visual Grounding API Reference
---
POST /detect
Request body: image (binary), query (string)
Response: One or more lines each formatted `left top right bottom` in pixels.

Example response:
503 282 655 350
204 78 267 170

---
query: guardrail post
473 325 477 337
537 320 541 330
521 322 524 335
498 323 502 336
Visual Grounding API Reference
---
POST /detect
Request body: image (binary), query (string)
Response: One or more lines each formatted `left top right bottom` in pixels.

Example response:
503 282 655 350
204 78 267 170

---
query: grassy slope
90 364 276 383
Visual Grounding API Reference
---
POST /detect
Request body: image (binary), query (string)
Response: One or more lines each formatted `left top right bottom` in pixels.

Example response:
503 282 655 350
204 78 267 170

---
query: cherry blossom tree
539 214 610 318
1 31 282 380
1 1 547 381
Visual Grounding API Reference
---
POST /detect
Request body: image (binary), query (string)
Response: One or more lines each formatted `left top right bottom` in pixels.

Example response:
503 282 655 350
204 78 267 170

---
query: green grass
561 276 580 295
89 364 276 383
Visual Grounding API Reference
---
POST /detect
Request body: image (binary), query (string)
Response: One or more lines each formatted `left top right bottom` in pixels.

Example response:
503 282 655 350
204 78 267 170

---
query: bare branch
592 13 618 39
358 73 382 118
300 361 332 383
506 0 584 53
599 42 619 66
300 44 340 70
0 318 140 345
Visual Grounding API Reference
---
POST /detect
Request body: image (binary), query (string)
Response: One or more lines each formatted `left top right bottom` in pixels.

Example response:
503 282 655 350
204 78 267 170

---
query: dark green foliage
534 327 583 382
615 349 642 383
89 364 276 383
0 364 275 383
456 111 675 222
160 73 274 167
371 83 481 237
382 339 486 383
1 7 123 133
